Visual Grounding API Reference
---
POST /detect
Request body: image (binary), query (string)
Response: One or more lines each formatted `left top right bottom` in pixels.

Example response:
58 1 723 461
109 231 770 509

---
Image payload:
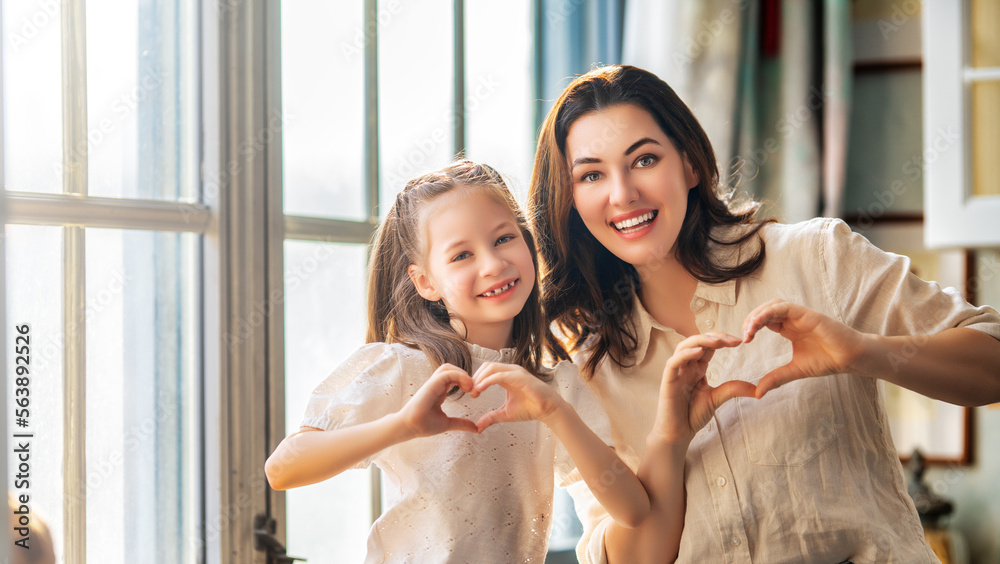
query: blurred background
3 0 999 563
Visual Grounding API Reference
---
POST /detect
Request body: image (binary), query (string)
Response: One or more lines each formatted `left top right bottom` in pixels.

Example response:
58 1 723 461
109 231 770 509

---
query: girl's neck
453 318 515 352
636 257 700 338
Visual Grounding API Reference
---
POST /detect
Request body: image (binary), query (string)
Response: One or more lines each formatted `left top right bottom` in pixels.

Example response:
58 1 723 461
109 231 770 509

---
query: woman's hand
398 363 479 438
470 362 565 432
653 332 757 445
743 299 866 397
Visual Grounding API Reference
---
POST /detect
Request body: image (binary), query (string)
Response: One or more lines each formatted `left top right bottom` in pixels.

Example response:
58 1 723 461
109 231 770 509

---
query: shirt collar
631 278 737 362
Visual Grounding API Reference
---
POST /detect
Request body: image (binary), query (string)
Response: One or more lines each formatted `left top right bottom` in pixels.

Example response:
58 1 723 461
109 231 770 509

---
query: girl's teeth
482 281 514 297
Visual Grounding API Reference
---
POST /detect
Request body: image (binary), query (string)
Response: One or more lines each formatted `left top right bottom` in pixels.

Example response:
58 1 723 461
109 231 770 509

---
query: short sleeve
566 479 612 564
549 361 614 487
819 218 1000 340
299 343 406 469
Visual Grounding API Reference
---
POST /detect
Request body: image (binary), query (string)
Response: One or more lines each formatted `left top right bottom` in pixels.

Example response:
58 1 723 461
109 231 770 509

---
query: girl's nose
480 250 508 277
608 171 639 207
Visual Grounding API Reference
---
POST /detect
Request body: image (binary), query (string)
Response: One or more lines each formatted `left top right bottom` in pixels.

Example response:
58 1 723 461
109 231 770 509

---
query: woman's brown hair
529 64 772 378
367 159 546 377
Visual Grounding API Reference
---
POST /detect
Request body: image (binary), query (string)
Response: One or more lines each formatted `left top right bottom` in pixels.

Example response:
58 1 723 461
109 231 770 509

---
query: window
3 2 205 562
5 1 538 562
923 0 1000 247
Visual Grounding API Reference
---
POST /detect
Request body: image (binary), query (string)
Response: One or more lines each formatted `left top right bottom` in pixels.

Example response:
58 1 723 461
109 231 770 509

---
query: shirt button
704 320 715 329
695 298 706 309
731 537 741 546
716 476 727 487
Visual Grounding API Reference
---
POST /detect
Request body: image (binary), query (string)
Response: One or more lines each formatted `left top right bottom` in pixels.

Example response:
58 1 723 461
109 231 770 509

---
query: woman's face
565 103 698 271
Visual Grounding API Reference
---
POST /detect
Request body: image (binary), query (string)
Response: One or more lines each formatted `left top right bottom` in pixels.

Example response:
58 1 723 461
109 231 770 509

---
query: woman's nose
608 171 639 207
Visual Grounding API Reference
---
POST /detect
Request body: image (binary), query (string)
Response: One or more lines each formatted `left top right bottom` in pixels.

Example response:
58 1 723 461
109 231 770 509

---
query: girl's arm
744 299 1000 405
598 333 755 564
471 363 654 528
265 364 478 491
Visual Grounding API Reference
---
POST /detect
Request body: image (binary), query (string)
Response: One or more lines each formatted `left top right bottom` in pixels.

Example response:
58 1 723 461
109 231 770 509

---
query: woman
528 64 1000 563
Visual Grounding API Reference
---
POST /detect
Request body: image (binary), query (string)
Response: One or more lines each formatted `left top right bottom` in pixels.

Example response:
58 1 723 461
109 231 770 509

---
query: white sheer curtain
621 0 852 221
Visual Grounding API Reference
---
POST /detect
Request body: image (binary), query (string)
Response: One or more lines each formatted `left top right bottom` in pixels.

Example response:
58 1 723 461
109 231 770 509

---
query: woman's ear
681 152 699 190
407 264 441 301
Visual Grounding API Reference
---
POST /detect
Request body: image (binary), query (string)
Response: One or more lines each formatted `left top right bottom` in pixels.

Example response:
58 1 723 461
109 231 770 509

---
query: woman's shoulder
756 216 846 244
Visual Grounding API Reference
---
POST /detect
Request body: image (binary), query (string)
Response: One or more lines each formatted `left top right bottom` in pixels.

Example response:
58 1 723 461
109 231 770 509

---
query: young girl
265 160 654 563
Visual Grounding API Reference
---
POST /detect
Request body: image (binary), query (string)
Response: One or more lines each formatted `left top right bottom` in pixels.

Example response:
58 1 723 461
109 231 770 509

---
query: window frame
923 0 1000 248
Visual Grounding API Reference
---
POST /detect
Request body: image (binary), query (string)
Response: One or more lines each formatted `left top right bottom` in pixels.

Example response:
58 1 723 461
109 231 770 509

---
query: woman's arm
745 299 1000 406
599 333 755 564
265 364 478 490
471 363 650 528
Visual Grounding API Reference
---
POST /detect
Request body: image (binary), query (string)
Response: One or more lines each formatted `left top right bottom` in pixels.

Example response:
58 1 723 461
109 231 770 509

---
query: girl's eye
451 251 471 262
635 155 656 168
495 234 515 246
581 171 601 183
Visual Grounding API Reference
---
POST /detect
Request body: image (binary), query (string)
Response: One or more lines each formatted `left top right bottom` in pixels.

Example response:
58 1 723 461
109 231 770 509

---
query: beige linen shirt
301 341 611 564
568 218 1000 564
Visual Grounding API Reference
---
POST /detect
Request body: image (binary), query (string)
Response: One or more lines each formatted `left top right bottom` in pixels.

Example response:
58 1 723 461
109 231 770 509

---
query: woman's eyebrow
624 137 660 156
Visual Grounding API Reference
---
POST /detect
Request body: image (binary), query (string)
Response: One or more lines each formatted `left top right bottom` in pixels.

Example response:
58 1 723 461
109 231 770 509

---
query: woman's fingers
742 299 793 343
754 363 799 398
711 379 758 407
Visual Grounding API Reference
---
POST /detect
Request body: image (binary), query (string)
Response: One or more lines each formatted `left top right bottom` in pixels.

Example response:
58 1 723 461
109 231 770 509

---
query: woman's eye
581 172 600 183
496 234 514 246
635 155 656 168
451 251 471 262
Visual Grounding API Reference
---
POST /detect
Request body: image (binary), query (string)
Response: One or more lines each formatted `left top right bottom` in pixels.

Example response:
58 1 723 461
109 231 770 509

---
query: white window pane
86 0 199 201
2 2 63 193
5 225 65 561
466 0 534 203
282 0 366 221
283 241 370 561
378 0 454 214
84 229 201 564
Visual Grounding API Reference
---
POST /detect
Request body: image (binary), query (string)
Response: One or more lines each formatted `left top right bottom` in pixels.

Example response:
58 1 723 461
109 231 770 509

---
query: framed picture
848 216 974 465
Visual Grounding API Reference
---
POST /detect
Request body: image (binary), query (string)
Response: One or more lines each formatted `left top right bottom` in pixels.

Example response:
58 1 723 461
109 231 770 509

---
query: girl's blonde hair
367 159 545 377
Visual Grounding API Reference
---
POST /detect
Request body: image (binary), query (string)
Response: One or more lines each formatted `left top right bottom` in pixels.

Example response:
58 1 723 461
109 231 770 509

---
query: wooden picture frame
846 215 974 465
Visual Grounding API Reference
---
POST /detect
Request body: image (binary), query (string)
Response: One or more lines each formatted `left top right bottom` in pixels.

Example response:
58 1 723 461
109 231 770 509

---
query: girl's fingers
710 379 758 409
475 410 505 433
446 416 480 434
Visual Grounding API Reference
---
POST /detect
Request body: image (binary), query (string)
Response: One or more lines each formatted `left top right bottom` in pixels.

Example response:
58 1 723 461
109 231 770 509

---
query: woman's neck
636 257 700 338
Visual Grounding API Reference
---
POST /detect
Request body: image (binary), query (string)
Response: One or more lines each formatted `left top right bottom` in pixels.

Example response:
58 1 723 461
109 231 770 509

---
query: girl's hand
742 299 866 397
470 362 565 432
398 363 479 438
653 332 757 445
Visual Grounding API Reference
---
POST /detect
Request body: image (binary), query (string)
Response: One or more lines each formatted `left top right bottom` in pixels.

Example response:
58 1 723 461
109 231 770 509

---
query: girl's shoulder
328 342 432 383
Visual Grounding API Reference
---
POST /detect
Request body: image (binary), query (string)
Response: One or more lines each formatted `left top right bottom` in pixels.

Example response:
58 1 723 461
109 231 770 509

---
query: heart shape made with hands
406 361 562 438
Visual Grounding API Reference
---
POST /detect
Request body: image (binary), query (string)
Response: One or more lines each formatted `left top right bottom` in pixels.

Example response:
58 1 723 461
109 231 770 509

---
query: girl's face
408 188 535 349
565 103 698 271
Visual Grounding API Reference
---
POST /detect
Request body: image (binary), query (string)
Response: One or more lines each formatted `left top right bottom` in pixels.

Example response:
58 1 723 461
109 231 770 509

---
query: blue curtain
533 0 627 131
